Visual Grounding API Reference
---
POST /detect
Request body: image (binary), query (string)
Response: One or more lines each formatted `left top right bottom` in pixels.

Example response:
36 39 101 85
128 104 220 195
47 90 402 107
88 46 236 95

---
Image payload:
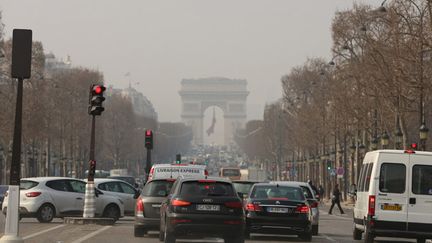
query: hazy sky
1 0 379 123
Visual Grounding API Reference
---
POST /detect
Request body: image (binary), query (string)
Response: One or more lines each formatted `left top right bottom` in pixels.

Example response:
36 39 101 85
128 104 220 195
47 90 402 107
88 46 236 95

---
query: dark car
244 183 313 241
0 185 8 209
159 176 245 243
134 178 175 237
232 180 259 199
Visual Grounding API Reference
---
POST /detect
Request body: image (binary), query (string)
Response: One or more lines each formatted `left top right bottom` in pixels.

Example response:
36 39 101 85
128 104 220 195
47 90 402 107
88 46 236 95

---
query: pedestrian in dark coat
328 184 344 214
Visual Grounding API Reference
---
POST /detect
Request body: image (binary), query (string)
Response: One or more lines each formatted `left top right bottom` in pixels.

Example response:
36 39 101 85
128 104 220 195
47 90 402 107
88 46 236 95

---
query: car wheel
134 226 146 237
312 224 319 235
164 222 175 243
353 223 362 240
417 238 426 243
364 226 374 243
103 204 120 222
224 235 245 243
36 204 55 223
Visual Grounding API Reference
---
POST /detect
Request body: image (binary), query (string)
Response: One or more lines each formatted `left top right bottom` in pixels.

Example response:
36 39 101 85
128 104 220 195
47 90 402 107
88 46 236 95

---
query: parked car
2 177 124 223
159 176 245 243
93 178 140 216
244 183 313 241
0 185 8 209
134 178 175 237
353 149 432 243
271 181 320 235
107 176 138 188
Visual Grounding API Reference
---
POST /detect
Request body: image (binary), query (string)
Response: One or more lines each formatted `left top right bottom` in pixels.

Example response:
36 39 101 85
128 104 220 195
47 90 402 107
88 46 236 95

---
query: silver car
271 181 320 235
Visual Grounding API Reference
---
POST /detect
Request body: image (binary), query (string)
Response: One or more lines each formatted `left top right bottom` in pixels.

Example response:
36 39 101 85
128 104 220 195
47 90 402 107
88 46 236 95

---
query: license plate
381 204 402 211
196 204 220 211
267 207 289 213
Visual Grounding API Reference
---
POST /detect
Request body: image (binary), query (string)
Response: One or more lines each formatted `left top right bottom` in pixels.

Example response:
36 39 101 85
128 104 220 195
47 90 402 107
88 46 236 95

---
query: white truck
240 167 267 181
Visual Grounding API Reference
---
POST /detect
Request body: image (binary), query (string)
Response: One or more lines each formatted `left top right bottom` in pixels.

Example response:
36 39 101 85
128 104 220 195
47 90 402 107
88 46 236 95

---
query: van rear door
407 153 432 232
375 153 408 231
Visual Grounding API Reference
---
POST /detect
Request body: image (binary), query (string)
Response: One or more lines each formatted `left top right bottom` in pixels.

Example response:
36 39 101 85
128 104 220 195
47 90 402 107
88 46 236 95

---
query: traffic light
176 154 181 164
145 129 153 149
88 84 106 116
327 160 332 170
88 160 96 181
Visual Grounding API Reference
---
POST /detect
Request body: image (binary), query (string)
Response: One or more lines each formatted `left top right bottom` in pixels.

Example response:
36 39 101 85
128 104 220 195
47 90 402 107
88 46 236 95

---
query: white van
352 149 432 243
147 163 208 181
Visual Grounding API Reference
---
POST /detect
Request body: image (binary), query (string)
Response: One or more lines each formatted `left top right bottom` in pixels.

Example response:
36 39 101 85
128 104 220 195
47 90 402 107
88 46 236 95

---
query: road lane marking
320 233 337 242
23 224 66 240
71 225 112 243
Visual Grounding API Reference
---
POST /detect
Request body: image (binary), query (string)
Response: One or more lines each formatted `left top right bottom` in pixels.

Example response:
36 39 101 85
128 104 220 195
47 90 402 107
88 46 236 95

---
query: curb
63 217 115 225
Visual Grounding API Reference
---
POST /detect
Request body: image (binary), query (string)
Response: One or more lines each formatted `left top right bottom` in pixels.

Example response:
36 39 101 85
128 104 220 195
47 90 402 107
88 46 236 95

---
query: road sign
336 167 345 176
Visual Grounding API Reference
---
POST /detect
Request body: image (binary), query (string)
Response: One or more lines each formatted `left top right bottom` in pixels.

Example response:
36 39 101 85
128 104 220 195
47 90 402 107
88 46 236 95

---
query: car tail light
296 205 310 213
171 199 191 207
136 197 144 217
171 219 191 224
368 195 376 216
245 203 262 212
25 192 41 197
225 201 242 208
310 201 319 208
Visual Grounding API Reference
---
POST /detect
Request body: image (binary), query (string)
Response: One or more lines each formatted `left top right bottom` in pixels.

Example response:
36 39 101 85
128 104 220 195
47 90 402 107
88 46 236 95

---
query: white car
2 177 124 223
93 178 140 216
271 181 320 235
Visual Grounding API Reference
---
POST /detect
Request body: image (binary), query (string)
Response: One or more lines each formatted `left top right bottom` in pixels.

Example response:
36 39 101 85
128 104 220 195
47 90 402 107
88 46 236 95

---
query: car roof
232 180 260 183
92 178 133 184
178 176 231 183
152 163 206 168
271 181 309 187
20 177 82 182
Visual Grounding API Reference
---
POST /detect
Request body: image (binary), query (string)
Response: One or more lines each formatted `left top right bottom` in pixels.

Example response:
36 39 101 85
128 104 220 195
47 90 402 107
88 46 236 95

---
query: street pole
83 115 96 218
9 78 23 186
146 148 151 176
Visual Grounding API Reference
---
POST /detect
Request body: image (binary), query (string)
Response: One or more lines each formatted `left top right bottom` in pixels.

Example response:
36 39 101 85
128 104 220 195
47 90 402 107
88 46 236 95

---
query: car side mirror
95 189 103 197
133 189 141 199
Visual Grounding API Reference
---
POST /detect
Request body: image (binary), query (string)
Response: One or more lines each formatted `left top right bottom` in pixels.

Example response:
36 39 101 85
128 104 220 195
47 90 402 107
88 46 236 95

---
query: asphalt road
0 204 426 243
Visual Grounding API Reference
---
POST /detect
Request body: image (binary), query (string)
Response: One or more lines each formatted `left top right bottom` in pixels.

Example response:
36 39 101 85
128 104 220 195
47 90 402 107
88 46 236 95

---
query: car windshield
181 181 235 196
20 180 39 190
233 182 254 194
222 169 240 176
251 185 305 201
142 180 174 197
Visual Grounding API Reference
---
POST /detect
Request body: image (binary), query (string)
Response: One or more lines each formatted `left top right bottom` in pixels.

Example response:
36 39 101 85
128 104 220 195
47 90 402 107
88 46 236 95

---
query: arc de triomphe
179 77 249 145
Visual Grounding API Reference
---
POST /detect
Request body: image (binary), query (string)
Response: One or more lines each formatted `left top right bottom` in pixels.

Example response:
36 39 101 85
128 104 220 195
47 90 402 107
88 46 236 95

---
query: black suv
159 176 245 243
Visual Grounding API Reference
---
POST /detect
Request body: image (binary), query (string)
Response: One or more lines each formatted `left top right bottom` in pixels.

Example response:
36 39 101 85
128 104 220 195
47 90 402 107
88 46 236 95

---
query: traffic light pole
83 115 96 218
146 149 151 177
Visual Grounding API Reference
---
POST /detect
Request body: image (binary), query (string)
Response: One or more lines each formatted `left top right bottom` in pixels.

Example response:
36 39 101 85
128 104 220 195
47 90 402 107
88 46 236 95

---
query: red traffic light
146 130 152 137
411 143 418 150
93 85 105 94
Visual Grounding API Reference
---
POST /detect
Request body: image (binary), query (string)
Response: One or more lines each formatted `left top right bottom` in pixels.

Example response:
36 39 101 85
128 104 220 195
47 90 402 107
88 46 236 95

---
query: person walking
328 184 344 214
318 185 325 205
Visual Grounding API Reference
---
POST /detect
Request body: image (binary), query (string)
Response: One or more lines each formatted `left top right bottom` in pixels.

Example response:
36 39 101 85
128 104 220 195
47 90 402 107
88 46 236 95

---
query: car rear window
222 169 240 177
20 180 39 190
379 163 406 194
233 182 254 194
412 165 432 195
180 181 235 196
251 185 305 201
142 180 174 197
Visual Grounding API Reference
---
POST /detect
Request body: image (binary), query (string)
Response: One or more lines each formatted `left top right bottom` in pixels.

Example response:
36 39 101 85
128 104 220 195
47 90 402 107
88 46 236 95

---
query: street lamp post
381 131 390 149
420 124 429 151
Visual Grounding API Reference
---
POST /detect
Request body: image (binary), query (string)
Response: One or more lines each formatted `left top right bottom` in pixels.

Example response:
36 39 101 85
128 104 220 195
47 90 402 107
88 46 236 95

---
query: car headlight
118 199 124 204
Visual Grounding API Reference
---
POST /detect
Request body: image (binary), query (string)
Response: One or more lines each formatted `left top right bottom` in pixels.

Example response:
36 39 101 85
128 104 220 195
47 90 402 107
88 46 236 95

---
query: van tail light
225 201 243 209
310 201 319 208
25 192 41 197
204 170 209 176
171 199 191 207
245 203 262 212
368 195 376 216
296 205 310 213
148 167 155 180
136 197 144 217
